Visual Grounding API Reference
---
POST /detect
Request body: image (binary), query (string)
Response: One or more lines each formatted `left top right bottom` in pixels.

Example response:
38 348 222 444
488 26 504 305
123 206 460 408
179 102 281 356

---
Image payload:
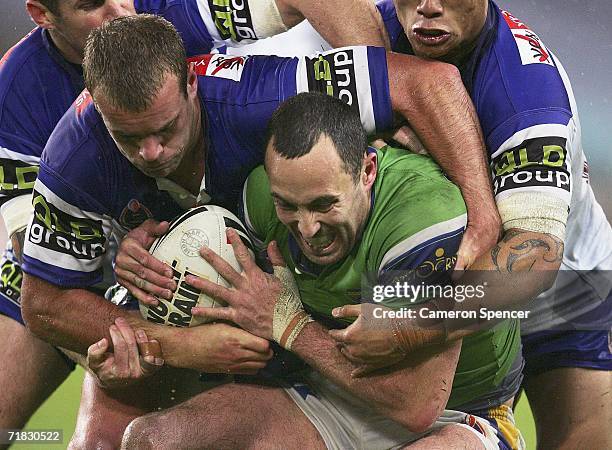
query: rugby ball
139 205 253 327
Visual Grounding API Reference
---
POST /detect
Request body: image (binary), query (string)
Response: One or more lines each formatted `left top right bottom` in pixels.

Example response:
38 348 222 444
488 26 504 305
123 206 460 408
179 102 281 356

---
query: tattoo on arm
490 229 564 273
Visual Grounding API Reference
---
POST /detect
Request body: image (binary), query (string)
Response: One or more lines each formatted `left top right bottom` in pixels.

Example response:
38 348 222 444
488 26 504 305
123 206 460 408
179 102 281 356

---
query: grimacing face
393 0 488 63
97 72 201 180
50 0 135 62
265 135 376 266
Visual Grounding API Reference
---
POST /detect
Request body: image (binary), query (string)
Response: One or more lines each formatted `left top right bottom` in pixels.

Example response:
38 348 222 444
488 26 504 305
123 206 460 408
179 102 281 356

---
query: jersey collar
41 28 84 96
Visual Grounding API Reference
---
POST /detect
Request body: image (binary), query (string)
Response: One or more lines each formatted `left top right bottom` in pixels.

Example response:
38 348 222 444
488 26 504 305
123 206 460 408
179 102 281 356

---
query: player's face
393 0 488 63
266 136 376 266
98 71 202 179
51 0 135 62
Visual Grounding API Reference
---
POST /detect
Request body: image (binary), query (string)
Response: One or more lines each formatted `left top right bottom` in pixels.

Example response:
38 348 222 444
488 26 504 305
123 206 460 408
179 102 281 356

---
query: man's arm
386 53 501 267
189 230 460 431
20 274 273 374
291 320 461 432
276 0 389 48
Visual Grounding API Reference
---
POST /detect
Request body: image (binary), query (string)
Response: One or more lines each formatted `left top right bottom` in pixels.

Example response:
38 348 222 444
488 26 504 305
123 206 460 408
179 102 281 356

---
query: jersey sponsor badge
304 49 361 111
188 54 248 81
491 136 570 195
29 190 106 261
207 0 257 42
74 90 93 116
502 10 554 66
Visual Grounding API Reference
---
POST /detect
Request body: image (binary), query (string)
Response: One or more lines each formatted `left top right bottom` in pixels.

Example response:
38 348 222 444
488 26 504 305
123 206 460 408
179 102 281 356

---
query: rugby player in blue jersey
328 1 612 448
18 12 506 447
0 0 391 432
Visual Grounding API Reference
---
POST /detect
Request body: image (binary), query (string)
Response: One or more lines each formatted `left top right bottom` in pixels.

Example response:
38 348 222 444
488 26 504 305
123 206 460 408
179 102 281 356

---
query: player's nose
105 0 135 20
417 0 443 18
297 213 321 239
138 137 163 162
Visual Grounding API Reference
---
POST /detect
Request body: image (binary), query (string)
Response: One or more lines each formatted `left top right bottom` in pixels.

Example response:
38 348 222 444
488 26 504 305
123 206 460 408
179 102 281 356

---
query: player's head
265 92 376 266
393 0 488 63
25 0 135 64
84 14 201 179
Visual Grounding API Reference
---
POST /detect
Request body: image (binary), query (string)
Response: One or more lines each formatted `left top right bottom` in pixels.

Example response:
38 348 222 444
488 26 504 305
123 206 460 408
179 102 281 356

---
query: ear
186 62 198 98
362 151 377 189
26 0 56 29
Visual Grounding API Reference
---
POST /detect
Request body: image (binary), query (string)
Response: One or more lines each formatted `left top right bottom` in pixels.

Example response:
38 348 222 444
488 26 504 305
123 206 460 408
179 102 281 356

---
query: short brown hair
83 14 188 112
39 0 60 15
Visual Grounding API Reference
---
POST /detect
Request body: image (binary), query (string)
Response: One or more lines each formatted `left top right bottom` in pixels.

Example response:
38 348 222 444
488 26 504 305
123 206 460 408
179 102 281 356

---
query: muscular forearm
291 320 460 432
409 229 564 342
387 54 500 249
278 0 389 48
21 274 137 354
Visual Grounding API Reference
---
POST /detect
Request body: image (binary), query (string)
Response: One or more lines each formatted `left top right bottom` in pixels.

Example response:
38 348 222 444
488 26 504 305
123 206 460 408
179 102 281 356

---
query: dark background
1 0 610 218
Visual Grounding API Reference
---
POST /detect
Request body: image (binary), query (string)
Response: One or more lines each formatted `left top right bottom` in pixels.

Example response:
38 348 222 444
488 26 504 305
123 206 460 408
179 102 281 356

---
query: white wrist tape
0 195 34 238
251 0 288 38
497 192 568 241
272 265 312 350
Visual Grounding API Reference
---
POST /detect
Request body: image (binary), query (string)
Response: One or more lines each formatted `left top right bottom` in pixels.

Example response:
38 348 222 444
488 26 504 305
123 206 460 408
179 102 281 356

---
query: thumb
267 241 287 267
332 304 361 319
87 337 109 369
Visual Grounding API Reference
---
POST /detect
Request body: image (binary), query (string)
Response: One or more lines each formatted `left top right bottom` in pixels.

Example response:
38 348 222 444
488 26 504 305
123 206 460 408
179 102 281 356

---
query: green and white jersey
242 146 521 409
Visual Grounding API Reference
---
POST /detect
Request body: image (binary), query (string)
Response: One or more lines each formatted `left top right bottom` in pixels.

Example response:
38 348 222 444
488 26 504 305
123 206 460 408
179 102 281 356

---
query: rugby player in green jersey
109 93 523 449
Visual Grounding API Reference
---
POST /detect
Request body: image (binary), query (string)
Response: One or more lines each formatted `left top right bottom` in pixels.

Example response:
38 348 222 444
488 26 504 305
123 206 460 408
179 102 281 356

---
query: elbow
20 275 52 339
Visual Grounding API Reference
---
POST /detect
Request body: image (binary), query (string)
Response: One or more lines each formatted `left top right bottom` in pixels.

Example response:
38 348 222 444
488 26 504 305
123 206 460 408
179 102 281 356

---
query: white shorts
283 370 520 450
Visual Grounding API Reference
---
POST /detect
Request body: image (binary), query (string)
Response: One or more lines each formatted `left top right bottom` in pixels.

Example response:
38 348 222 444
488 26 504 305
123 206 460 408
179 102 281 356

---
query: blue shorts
522 328 612 377
0 259 76 371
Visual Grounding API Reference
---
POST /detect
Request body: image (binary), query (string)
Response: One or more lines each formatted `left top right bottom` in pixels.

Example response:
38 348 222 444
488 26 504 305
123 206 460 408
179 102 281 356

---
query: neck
47 29 82 65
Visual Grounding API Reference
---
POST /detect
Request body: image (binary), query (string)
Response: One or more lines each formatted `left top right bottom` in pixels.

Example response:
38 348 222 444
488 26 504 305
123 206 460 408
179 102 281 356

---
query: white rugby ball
140 205 253 327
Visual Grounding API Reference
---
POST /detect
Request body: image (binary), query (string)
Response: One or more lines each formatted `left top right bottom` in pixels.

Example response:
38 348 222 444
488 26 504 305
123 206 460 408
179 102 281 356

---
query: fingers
226 228 257 273
267 241 287 267
86 337 109 370
112 317 140 376
118 278 160 306
392 125 427 155
331 304 362 319
351 364 378 378
186 275 234 305
198 246 244 288
115 254 175 301
136 330 164 366
129 219 170 248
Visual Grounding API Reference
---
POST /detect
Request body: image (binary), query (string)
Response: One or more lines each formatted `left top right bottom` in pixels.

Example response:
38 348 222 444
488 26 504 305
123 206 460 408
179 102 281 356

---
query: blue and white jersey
0 0 293 306
377 0 612 332
22 47 393 289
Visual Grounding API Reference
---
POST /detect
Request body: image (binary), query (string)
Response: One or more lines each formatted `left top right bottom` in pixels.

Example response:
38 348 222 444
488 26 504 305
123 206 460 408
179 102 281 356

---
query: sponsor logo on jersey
29 190 105 260
188 54 248 81
0 159 38 196
305 49 360 110
582 160 590 184
502 10 554 66
491 137 570 194
118 199 154 230
0 260 22 304
74 90 93 116
208 0 256 42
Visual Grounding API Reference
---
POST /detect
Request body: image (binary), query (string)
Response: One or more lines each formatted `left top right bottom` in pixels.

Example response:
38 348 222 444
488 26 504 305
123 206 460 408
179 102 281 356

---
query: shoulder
366 148 467 273
475 5 573 151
